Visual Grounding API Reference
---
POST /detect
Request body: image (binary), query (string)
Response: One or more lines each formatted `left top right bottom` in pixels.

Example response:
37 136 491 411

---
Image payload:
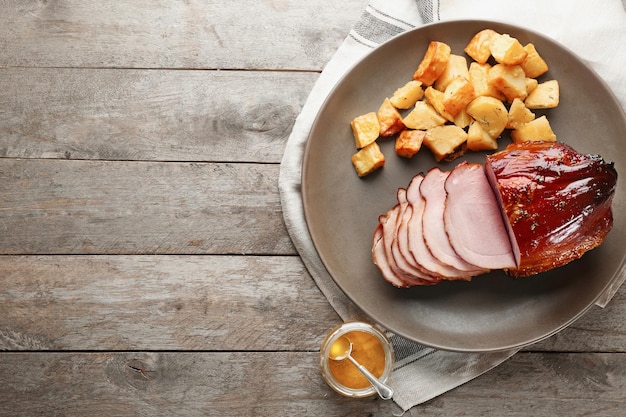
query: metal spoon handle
347 356 394 400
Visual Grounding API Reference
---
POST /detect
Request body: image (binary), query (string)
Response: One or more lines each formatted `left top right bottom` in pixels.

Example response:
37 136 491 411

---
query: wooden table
1 1 624 415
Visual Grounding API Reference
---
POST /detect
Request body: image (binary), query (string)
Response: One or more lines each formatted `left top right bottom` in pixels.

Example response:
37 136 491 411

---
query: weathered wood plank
0 352 399 417
0 159 294 254
0 352 623 417
0 68 316 162
0 0 368 70
420 352 626 416
0 254 623 352
0 255 339 351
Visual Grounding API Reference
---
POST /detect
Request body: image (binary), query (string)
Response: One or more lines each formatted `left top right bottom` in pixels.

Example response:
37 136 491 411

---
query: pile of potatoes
350 29 560 177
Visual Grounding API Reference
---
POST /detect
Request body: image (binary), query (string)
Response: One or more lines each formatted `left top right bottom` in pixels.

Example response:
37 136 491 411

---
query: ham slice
395 189 441 280
372 225 409 288
406 175 476 279
420 167 488 274
444 162 517 270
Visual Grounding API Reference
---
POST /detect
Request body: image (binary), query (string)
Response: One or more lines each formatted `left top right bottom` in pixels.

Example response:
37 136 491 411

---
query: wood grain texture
0 159 294 254
1 0 624 414
420 352 626 416
0 68 316 162
0 255 623 352
0 255 339 351
0 0 368 70
0 352 624 417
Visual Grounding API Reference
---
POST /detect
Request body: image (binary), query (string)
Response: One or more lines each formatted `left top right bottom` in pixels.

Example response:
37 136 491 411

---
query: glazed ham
486 141 618 277
373 141 617 287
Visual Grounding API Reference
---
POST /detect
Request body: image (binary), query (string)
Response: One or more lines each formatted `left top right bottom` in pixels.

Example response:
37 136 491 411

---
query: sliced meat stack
372 141 617 287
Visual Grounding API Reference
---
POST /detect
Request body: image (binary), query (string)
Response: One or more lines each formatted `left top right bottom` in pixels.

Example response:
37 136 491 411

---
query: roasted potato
424 86 455 122
524 80 559 109
443 77 476 117
511 115 557 142
351 142 385 177
395 129 426 158
488 64 528 102
389 80 424 109
377 98 406 136
464 29 499 64
413 41 451 86
506 98 535 129
490 34 528 65
403 100 447 130
468 62 506 101
350 112 380 149
525 77 539 94
434 54 470 91
520 43 549 78
465 96 508 139
453 108 472 129
467 121 498 151
424 125 468 162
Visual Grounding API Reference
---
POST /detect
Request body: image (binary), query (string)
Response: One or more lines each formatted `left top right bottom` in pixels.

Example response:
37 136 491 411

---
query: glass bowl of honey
319 321 394 398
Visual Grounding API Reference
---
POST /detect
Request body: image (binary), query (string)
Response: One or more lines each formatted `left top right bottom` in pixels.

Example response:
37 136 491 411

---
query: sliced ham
395 189 441 280
372 225 408 287
385 197 435 282
420 167 488 275
405 175 477 279
444 162 517 270
372 223 440 287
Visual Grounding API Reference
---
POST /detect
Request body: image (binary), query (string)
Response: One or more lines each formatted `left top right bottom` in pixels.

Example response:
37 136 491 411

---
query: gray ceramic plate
302 20 626 352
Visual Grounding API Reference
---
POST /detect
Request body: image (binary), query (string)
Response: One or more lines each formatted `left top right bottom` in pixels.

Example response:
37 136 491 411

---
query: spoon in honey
328 335 394 400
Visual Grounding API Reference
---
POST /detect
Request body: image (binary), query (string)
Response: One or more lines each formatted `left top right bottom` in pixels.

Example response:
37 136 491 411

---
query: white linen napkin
279 0 626 410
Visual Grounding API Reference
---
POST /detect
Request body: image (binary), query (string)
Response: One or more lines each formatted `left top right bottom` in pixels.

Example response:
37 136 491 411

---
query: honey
328 330 386 389
320 321 394 398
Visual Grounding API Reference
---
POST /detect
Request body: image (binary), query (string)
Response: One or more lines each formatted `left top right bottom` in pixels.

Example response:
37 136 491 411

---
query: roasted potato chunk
511 115 557 142
464 29 499 64
377 98 406 136
525 77 539 95
403 100 447 130
395 129 425 158
453 108 472 129
389 80 424 109
488 64 528 102
467 121 498 151
413 41 451 86
424 86 455 122
468 62 506 101
351 142 385 177
506 98 535 129
524 80 559 109
350 112 380 149
465 96 508 139
424 125 468 162
489 33 528 65
434 54 470 91
443 77 476 117
520 43 549 78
